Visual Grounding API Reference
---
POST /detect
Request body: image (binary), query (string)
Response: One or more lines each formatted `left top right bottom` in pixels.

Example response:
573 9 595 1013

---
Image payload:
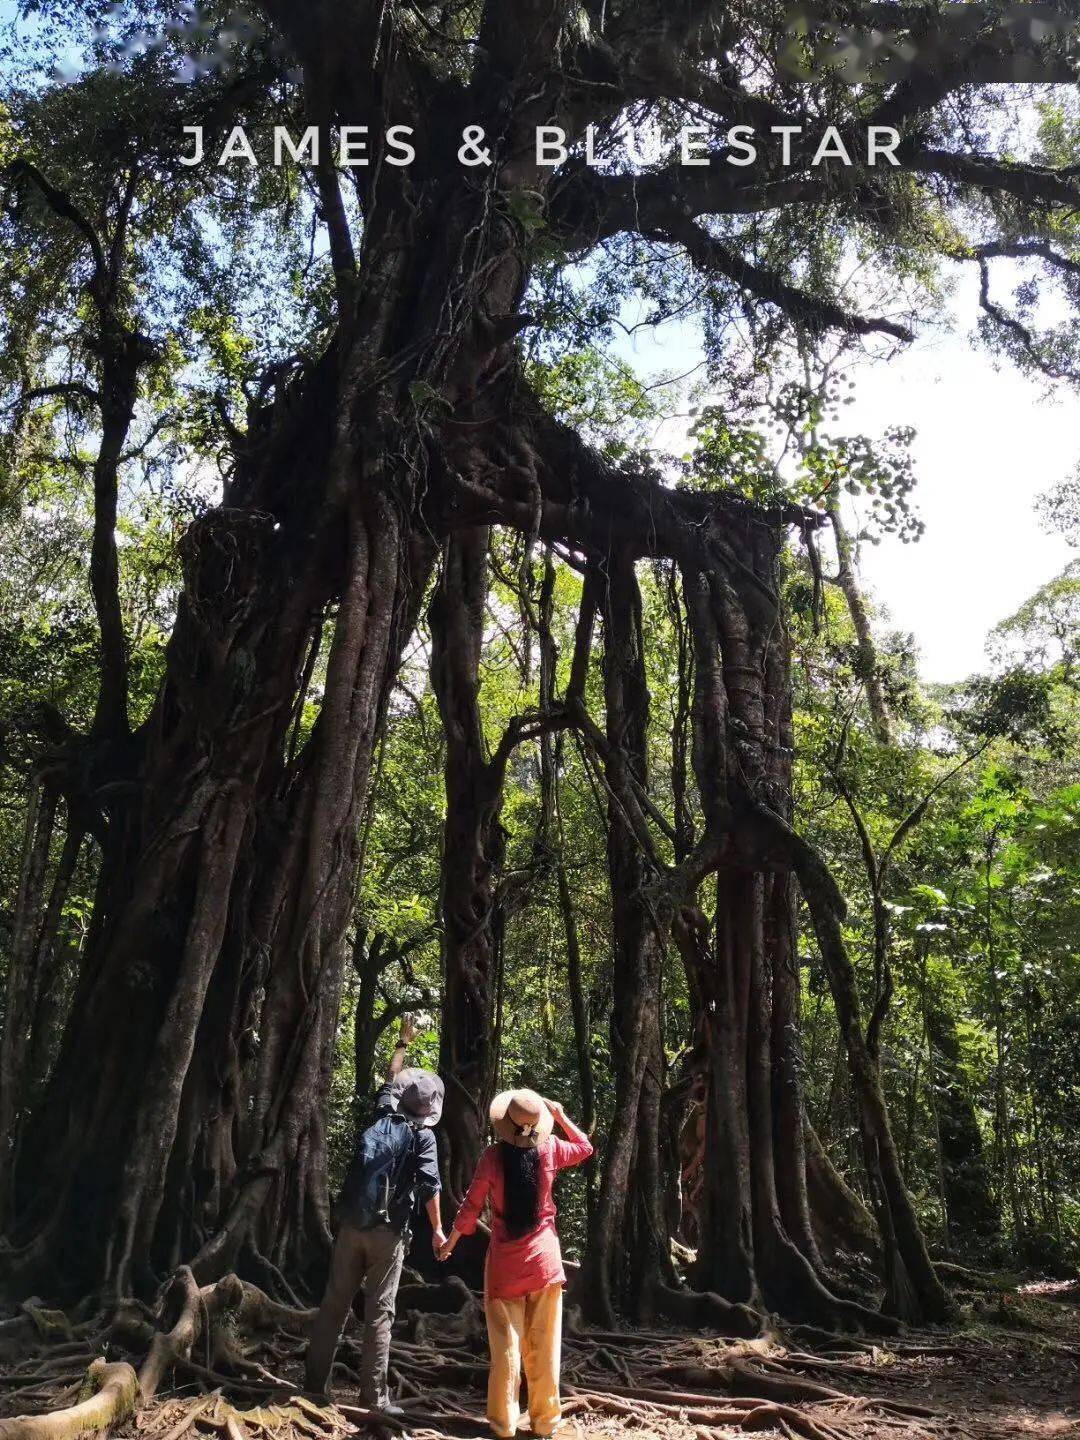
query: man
305 1016 445 1411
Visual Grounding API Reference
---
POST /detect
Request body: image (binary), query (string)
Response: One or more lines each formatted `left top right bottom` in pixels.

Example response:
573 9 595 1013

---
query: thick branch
4 160 108 290
18 382 102 409
975 258 1080 381
669 217 912 341
959 239 1080 278
903 145 1080 210
548 170 911 340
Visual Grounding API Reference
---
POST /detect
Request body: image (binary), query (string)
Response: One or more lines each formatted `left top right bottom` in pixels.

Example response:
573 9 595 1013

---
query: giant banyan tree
1 0 1079 1376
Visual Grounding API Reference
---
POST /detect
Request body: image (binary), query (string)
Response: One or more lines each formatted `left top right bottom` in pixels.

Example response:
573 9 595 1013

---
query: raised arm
372 1015 418 1115
546 1098 594 1170
387 1015 417 1081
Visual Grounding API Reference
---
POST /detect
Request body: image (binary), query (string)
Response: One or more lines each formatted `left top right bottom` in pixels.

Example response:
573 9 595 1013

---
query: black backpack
338 1112 419 1231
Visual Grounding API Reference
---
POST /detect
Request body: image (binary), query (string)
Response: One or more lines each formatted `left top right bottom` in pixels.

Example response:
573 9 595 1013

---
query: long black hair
499 1142 542 1238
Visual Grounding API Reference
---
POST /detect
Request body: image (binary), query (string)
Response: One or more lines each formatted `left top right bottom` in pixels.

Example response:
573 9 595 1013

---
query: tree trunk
555 847 597 1216
827 505 895 746
681 887 757 1305
792 848 954 1322
186 496 435 1289
583 550 671 1324
353 930 389 1116
768 874 824 1271
924 996 999 1242
744 871 813 1316
675 524 891 1330
23 826 85 1113
804 1122 879 1261
0 784 57 1221
429 527 506 1201
4 139 533 1297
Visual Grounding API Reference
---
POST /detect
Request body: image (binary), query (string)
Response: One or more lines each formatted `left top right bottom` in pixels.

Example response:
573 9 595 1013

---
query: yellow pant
484 1282 563 1438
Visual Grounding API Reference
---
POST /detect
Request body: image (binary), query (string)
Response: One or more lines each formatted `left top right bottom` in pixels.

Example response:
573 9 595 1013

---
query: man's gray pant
305 1222 406 1403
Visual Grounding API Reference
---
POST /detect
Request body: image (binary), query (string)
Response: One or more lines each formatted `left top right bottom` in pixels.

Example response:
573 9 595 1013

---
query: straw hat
490 1089 554 1148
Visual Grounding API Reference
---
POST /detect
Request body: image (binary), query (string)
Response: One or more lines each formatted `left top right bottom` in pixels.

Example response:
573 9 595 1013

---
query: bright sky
836 308 1079 683
615 269 1080 685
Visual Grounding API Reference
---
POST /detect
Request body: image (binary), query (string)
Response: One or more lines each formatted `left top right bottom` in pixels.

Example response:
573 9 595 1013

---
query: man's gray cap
391 1067 444 1128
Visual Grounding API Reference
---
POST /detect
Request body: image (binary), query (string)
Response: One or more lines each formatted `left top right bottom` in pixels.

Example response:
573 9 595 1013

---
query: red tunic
453 1124 593 1300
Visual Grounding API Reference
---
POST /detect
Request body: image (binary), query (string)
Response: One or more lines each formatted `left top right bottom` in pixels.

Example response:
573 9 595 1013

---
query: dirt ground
443 1279 1080 1440
3 1279 1079 1440
143 1279 1080 1440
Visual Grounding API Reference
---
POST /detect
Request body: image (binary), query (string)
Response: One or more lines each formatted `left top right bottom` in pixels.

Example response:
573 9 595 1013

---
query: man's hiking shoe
360 1397 407 1421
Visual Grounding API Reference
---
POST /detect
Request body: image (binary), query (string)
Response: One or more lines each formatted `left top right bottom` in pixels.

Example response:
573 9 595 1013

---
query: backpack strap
387 1116 423 1210
401 1118 422 1189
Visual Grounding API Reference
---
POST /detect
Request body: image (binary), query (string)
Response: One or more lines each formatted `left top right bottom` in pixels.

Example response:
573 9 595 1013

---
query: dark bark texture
430 528 506 1201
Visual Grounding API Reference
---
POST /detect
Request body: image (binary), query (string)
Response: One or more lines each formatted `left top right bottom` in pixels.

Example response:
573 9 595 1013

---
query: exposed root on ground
0 1270 313 1440
1 1272 1078 1440
0 1360 137 1440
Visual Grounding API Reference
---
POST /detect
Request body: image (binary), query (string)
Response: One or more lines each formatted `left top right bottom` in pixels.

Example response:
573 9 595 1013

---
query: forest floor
2 1277 1078 1440
548 1280 1080 1440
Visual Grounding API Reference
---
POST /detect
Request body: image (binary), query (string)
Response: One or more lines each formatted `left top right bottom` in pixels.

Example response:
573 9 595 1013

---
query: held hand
431 1227 448 1256
437 1239 454 1262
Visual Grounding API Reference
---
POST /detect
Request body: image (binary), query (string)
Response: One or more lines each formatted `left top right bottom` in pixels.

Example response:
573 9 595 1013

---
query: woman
438 1089 592 1439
